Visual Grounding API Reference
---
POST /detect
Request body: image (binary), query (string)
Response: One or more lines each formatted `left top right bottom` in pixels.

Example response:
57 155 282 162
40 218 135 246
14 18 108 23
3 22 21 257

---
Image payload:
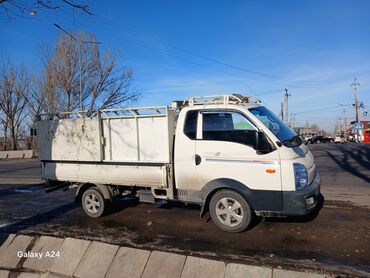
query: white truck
36 95 320 232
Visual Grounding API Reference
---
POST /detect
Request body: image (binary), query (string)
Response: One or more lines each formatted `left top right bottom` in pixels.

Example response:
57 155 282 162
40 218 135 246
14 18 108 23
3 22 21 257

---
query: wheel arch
75 183 113 204
200 178 254 217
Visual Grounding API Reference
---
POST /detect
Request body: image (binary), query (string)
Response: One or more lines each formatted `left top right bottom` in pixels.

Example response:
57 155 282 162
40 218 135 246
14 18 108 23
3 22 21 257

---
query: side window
202 111 257 147
231 113 255 130
184 110 198 139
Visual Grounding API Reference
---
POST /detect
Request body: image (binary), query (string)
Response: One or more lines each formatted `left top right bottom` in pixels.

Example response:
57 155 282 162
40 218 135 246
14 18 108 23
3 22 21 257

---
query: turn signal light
266 169 276 174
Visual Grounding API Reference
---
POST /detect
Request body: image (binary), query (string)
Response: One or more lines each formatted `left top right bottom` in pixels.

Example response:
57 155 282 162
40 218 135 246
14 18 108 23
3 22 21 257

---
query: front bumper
282 173 321 216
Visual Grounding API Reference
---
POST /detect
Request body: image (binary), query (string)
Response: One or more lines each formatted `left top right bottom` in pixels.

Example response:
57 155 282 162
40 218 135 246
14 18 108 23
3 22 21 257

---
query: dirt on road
0 186 369 276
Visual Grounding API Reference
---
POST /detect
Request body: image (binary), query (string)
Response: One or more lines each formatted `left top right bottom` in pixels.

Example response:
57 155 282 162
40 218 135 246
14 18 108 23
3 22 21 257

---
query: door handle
195 154 202 165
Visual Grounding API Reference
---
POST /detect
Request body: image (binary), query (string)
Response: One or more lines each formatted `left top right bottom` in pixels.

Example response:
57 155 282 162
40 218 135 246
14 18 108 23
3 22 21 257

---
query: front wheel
82 188 107 218
209 189 253 233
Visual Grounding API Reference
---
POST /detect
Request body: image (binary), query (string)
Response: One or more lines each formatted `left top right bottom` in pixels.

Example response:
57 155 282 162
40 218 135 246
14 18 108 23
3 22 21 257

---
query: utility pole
351 78 361 142
338 117 342 135
280 102 284 121
342 108 348 140
54 23 101 111
351 78 360 123
289 113 296 129
334 119 339 136
342 116 345 136
305 120 309 137
281 89 292 125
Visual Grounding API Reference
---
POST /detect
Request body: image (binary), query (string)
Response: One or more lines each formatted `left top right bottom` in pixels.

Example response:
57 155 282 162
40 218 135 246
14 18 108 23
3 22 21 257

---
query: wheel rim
84 193 101 214
215 197 244 227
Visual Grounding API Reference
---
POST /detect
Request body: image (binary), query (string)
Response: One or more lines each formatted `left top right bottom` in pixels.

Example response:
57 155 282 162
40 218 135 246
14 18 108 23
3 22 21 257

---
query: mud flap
200 202 207 218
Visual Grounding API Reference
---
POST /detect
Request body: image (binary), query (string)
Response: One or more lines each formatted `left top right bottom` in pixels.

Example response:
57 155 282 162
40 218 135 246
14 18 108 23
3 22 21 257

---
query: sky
1 0 370 132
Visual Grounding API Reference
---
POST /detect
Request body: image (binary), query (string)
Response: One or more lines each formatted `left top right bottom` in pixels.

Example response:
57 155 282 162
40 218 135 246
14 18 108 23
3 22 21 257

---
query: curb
0 234 332 278
0 150 34 160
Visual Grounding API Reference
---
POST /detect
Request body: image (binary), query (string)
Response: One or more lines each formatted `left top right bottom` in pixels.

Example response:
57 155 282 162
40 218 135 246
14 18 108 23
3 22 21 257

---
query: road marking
13 189 33 193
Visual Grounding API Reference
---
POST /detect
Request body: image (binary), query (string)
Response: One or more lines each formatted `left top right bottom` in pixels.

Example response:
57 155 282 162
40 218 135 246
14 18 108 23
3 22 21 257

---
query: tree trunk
2 124 7 151
10 126 17 150
67 92 71 112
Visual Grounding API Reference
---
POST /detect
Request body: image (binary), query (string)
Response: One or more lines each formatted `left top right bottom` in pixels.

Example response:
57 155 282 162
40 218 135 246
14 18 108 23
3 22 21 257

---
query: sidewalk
0 234 330 278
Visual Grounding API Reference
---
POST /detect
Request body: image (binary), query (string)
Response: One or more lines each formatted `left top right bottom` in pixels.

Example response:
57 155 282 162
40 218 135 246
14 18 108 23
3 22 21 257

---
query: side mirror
254 131 272 153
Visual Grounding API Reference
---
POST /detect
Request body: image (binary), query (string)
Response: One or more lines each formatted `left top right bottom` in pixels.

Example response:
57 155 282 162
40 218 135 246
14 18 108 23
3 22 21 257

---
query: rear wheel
82 188 107 218
209 189 252 233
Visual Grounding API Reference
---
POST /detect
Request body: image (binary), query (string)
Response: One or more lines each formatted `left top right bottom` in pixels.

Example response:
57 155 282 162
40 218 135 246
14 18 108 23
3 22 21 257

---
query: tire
209 189 253 233
82 188 107 218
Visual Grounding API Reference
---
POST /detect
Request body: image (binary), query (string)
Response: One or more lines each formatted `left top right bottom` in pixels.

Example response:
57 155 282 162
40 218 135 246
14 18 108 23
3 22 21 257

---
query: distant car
303 135 313 144
334 135 344 144
310 135 333 144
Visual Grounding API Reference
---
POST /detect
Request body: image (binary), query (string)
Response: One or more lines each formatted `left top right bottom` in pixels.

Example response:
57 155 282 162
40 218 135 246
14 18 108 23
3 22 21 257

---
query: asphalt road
311 143 370 209
0 143 369 276
0 159 42 185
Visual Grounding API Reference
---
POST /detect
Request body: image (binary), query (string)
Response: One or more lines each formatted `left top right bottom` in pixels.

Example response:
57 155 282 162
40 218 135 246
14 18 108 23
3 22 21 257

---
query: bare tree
0 105 8 150
0 0 92 21
38 31 139 114
0 58 29 150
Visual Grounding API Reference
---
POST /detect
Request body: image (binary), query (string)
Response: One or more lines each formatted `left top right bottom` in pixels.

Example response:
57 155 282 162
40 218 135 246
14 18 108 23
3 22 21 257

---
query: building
361 121 370 143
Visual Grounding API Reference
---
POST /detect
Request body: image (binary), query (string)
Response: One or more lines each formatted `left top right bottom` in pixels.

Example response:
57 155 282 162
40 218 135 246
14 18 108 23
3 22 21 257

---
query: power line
294 104 352 115
57 7 339 89
42 7 366 115
98 15 331 88
52 9 266 97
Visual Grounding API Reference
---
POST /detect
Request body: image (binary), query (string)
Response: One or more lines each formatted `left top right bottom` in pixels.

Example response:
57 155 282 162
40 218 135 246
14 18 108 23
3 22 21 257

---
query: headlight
293 163 308 190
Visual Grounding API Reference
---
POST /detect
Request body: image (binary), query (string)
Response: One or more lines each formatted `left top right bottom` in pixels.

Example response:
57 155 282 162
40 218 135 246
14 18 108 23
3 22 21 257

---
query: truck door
194 110 282 210
174 109 199 191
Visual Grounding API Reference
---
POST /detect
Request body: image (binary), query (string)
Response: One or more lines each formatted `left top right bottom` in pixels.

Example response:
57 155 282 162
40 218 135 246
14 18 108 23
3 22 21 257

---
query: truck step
138 190 155 203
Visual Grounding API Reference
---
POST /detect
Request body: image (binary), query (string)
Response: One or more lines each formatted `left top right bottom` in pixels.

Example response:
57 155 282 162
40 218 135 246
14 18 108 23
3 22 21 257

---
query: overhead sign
352 122 364 131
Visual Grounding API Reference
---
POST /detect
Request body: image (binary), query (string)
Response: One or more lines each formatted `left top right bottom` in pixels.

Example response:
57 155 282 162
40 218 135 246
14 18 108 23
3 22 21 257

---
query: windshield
249 106 300 146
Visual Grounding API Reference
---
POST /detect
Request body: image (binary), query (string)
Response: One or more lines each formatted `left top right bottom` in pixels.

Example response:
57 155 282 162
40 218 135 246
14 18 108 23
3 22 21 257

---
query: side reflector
266 169 276 174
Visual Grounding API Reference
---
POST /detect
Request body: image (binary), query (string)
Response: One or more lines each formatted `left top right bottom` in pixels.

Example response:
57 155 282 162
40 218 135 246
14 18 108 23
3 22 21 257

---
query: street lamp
54 23 101 111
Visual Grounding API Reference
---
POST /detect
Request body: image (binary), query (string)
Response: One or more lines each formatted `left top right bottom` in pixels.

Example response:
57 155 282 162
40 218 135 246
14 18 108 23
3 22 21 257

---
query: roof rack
185 94 250 106
36 106 169 121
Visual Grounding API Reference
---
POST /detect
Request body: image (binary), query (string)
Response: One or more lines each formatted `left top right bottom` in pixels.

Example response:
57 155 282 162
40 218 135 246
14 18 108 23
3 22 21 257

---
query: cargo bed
37 106 175 189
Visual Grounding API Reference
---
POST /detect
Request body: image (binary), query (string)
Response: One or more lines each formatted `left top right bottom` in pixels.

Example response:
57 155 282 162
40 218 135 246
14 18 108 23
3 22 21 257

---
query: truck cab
174 95 320 232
